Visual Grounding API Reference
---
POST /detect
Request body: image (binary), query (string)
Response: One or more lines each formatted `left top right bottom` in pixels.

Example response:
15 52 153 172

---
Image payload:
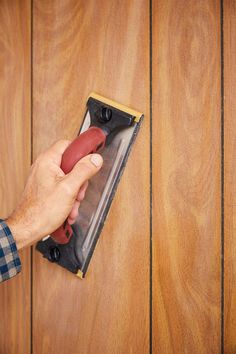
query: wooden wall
0 0 235 353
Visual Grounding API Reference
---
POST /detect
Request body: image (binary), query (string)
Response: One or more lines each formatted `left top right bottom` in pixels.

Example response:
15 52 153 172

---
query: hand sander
36 93 143 278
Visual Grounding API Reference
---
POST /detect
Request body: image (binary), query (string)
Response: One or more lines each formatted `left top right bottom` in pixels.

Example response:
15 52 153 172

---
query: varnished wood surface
224 1 236 352
152 1 221 352
33 1 149 353
0 1 31 353
2 1 235 352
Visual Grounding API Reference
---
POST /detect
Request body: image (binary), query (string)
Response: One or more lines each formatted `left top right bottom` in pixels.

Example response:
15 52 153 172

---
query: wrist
6 216 36 250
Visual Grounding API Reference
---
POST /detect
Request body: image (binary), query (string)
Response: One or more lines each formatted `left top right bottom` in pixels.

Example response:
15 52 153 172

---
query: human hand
6 140 103 249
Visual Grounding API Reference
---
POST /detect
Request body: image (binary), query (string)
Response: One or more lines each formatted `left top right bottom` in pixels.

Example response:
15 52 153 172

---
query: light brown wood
152 0 221 352
0 0 31 353
224 1 236 352
33 1 149 353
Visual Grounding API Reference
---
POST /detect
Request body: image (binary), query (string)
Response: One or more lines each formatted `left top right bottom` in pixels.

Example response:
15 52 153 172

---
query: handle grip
51 127 106 244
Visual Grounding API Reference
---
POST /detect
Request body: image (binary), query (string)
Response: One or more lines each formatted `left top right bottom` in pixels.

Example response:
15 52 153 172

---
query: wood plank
33 1 149 353
224 1 236 352
152 1 221 352
0 1 31 353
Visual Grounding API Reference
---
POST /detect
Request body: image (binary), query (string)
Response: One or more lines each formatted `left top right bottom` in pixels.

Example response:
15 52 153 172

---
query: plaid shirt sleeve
0 219 21 282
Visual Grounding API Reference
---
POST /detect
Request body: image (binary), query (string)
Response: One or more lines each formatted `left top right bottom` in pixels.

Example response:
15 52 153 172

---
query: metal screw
49 247 60 262
100 107 112 122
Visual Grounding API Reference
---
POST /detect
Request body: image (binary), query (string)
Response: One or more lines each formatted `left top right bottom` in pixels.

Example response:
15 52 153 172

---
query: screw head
100 107 112 122
49 247 60 262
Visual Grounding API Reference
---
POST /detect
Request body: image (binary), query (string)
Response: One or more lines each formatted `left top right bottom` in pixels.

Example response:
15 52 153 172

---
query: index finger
47 139 71 165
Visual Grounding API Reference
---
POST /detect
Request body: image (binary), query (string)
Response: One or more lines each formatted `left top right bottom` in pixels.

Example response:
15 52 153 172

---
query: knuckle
60 181 75 198
34 153 44 166
53 139 71 151
78 161 94 175
35 152 48 168
55 139 71 146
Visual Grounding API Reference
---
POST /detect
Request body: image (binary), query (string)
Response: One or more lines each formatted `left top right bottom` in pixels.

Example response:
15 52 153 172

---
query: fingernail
90 154 103 167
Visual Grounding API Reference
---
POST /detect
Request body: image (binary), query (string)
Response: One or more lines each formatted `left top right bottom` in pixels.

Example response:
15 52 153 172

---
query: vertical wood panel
152 1 221 352
0 1 31 353
33 1 149 353
224 1 236 352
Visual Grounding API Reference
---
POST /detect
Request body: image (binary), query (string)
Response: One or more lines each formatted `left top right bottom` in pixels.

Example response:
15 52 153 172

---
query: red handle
51 127 106 244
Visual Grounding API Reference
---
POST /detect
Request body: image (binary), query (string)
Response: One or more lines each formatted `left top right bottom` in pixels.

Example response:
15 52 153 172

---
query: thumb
64 154 103 192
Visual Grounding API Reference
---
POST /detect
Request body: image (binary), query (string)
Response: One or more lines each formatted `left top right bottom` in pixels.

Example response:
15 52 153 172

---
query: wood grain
0 1 31 353
224 1 236 352
33 1 149 353
152 1 221 352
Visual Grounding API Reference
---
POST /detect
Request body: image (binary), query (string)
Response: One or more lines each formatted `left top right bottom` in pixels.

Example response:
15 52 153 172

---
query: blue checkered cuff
0 219 21 282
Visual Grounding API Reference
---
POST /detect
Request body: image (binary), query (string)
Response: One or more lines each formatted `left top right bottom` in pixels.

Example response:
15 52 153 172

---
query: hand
6 140 103 249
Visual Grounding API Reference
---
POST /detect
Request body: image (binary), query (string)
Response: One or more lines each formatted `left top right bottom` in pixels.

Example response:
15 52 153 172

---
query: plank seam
30 0 34 353
220 0 225 353
149 0 153 353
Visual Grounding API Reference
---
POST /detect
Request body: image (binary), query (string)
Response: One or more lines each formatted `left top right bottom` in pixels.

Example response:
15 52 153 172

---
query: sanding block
36 93 143 278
